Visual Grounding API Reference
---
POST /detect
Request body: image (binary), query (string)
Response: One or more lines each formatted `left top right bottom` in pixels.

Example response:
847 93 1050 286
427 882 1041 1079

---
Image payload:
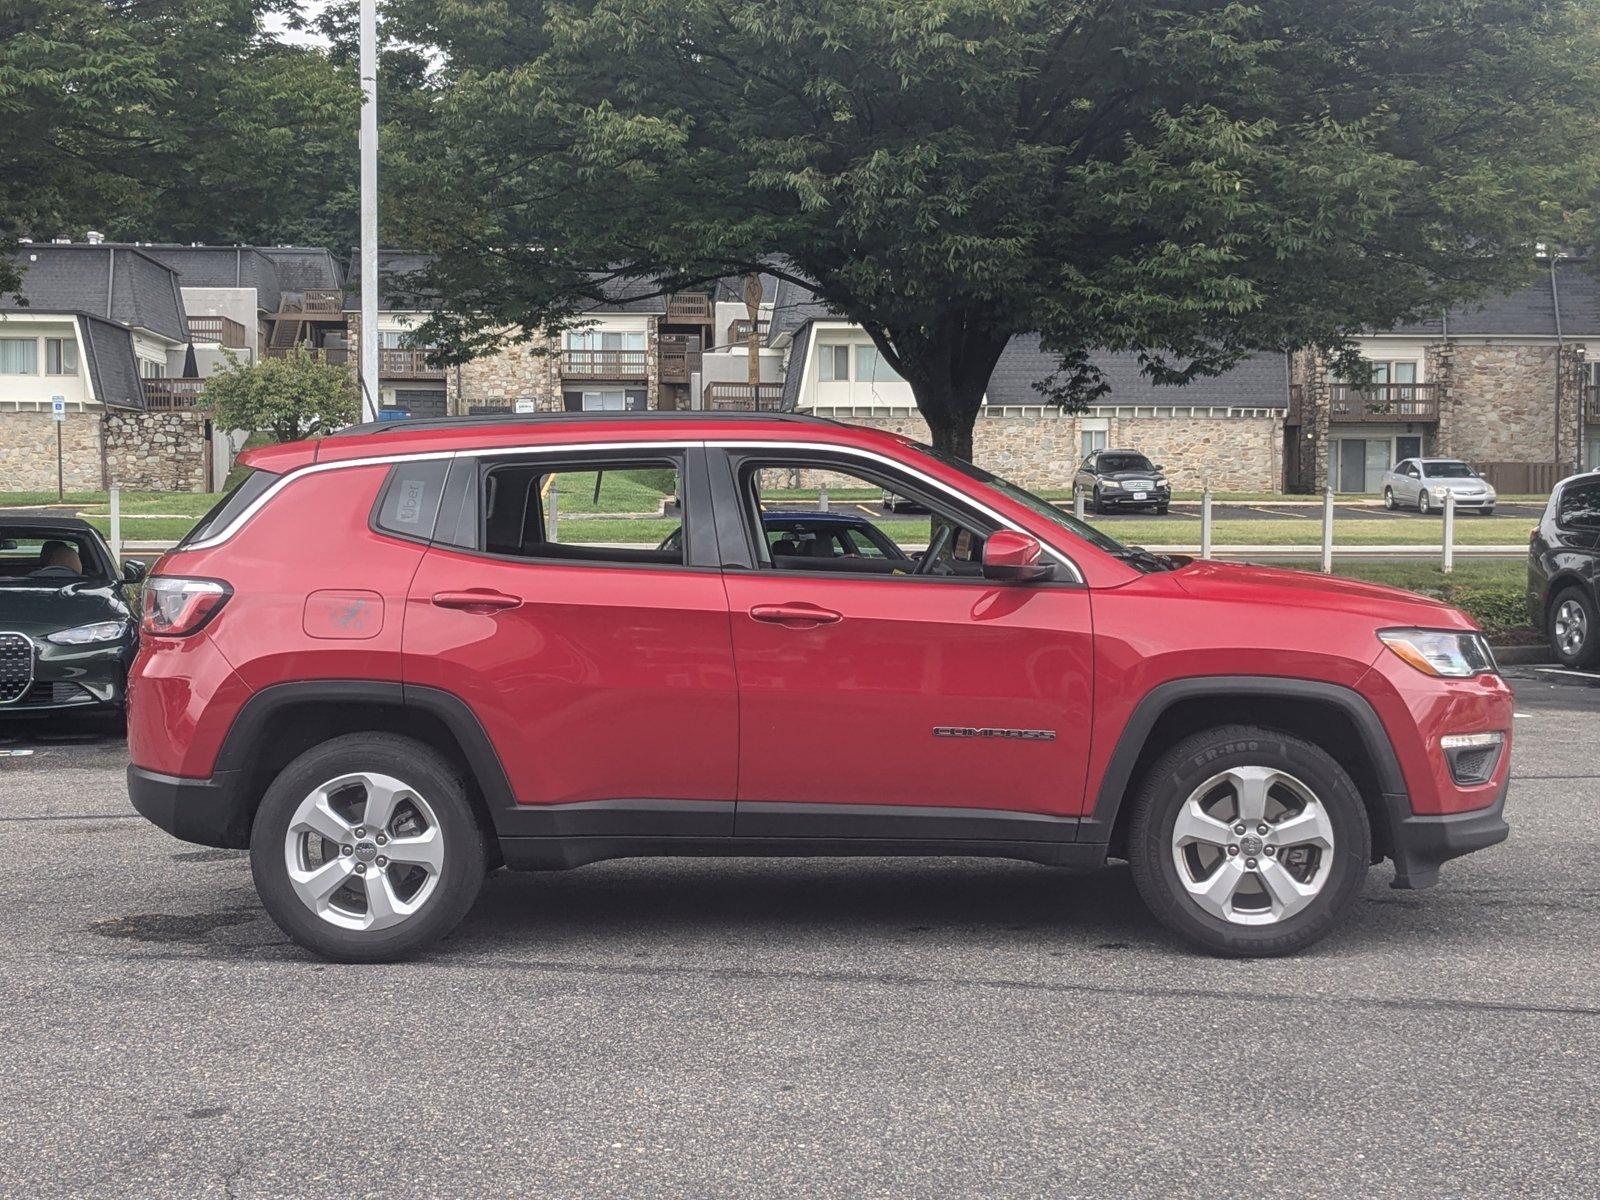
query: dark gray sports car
0 515 145 718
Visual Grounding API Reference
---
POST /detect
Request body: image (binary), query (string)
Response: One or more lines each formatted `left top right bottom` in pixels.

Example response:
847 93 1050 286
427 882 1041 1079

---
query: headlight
46 620 127 646
1378 628 1497 677
1430 485 1450 498
1101 480 1123 490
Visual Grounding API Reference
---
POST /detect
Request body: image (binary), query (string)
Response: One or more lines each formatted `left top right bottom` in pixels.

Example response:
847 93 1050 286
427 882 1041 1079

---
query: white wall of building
180 287 261 354
0 314 94 409
793 322 918 409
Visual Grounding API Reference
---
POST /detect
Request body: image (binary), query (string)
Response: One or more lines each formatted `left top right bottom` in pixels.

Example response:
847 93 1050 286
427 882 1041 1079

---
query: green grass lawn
1096 514 1527 547
547 469 676 515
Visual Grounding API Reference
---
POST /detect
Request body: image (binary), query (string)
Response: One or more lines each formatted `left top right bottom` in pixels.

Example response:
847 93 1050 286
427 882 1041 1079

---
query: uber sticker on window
395 478 428 526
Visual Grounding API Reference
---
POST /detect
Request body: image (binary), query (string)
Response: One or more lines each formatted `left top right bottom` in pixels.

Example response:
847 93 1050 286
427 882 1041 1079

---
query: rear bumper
127 765 249 849
1387 783 1509 889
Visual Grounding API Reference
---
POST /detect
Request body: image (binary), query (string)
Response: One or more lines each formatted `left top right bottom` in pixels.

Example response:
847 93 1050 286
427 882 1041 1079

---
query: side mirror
122 559 148 584
982 531 1055 583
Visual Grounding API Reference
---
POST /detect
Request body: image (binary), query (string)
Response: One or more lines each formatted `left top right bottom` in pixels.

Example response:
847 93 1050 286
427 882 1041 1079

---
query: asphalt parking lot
1 668 1596 1199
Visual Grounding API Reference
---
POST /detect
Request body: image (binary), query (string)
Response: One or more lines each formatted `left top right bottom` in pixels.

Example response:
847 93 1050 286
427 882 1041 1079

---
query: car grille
0 632 34 704
11 681 93 708
1125 479 1155 490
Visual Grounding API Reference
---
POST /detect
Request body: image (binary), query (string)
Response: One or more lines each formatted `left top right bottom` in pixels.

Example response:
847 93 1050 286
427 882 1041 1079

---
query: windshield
1098 453 1155 474
911 443 1134 559
0 528 110 585
1423 461 1475 479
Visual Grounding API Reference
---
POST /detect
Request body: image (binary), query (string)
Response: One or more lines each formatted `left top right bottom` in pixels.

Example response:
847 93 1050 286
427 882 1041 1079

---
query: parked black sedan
0 516 145 718
1073 449 1171 514
1528 472 1600 668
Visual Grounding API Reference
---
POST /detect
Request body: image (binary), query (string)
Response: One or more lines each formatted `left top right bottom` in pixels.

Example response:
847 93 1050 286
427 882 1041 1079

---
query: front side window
0 338 38 375
481 458 684 566
817 344 850 382
45 338 78 376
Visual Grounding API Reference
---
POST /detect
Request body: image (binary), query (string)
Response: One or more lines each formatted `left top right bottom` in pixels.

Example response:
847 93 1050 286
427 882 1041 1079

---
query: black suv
1073 450 1171 514
1529 472 1600 667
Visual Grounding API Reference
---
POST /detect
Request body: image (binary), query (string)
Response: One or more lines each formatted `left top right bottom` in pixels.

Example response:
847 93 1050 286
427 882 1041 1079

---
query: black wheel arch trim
1079 675 1410 848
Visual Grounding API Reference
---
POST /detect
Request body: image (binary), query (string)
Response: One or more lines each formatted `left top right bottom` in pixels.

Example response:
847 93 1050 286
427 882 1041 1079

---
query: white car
1381 458 1497 515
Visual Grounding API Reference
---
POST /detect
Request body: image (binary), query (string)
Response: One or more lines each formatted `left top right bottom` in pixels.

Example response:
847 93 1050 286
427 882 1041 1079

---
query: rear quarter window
1556 479 1600 531
373 460 451 541
179 469 279 547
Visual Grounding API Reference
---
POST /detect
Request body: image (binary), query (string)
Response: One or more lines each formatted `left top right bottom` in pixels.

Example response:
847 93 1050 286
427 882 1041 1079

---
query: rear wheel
250 733 488 962
1549 587 1599 669
1127 724 1370 956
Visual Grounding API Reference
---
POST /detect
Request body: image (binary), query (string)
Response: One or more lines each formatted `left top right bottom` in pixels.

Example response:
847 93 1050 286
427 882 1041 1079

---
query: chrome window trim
179 437 1086 583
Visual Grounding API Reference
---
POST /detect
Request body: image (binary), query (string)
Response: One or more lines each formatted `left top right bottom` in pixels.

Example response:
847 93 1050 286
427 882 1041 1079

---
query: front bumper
1387 781 1509 890
128 764 250 848
0 637 129 716
1100 490 1170 508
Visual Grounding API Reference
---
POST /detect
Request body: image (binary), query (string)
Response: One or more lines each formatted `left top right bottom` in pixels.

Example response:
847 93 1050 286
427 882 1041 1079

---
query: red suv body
127 413 1511 960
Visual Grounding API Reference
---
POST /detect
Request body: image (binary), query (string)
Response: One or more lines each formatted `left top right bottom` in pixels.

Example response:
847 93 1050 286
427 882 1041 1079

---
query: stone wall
0 410 103 491
806 406 1283 493
446 324 663 413
1435 342 1585 474
103 410 211 492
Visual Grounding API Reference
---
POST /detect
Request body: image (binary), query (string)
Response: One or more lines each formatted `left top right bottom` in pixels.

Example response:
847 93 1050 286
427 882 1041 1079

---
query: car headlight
46 620 127 646
1430 485 1450 498
1378 628 1497 677
1101 480 1123 490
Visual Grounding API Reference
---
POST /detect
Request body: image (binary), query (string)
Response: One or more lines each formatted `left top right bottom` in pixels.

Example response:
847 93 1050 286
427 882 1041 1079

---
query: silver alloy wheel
1418 491 1430 514
283 772 444 931
1554 598 1589 659
1170 765 1335 926
1383 488 1395 510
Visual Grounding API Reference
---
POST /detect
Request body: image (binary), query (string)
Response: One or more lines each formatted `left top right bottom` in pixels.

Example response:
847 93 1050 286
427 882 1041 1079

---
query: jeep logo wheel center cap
1239 834 1263 857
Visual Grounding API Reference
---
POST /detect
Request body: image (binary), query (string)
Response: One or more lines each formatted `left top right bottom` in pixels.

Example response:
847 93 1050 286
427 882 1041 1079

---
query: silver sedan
1381 458 1497 515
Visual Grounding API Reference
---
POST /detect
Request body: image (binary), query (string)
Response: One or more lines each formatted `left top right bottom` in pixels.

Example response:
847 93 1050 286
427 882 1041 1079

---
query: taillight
141 576 233 636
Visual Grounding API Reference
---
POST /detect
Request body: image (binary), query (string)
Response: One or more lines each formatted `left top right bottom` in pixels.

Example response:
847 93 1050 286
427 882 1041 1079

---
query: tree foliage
0 0 359 296
201 347 357 443
390 0 1600 457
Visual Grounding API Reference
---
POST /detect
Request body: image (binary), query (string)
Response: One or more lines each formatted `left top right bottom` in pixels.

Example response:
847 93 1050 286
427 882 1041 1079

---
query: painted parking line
1535 667 1600 681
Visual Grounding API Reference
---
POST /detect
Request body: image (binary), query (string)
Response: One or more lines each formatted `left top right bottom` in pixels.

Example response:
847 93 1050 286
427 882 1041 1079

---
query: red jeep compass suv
127 412 1511 960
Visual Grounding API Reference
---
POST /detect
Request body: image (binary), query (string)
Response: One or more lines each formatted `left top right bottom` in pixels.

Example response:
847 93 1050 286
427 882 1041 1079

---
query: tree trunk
924 408 976 462
868 314 1006 466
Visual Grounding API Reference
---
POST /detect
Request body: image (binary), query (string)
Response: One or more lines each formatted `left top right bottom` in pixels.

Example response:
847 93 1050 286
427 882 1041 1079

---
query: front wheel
1127 724 1370 956
1480 507 1495 517
250 733 488 962
1092 488 1107 515
1383 487 1395 510
1418 491 1431 515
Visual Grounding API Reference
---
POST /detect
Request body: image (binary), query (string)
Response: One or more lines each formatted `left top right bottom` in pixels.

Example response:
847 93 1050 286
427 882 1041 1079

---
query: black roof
259 247 345 293
0 514 99 533
766 278 840 346
1384 260 1600 337
2 245 188 343
329 410 838 437
985 337 1290 408
79 314 147 410
128 245 282 312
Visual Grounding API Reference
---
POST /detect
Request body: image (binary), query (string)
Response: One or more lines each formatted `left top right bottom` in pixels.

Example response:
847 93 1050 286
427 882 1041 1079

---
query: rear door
403 447 738 836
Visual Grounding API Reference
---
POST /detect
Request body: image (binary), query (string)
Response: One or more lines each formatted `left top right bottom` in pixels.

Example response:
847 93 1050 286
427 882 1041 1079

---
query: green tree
0 0 358 297
202 347 357 443
391 0 1600 459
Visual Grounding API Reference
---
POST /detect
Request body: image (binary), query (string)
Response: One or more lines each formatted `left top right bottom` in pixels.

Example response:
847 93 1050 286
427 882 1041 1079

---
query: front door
712 449 1094 839
403 451 737 832
1338 440 1369 493
1396 435 1422 462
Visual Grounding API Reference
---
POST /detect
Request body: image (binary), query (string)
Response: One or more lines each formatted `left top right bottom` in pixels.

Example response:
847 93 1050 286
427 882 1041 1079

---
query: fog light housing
1441 731 1505 786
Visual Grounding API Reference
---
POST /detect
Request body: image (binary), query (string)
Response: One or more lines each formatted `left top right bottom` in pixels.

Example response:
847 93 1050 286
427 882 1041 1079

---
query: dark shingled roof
343 250 437 311
78 314 146 410
766 278 840 346
778 321 815 410
259 246 345 293
714 271 779 305
130 245 282 312
2 246 187 343
1384 260 1600 338
985 337 1289 408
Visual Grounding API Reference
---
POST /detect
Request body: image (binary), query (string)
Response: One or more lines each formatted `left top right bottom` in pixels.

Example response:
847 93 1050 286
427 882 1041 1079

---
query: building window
1080 428 1108 457
565 330 645 352
139 358 166 379
45 338 78 376
817 344 850 382
1366 360 1419 385
0 338 38 375
857 346 903 385
561 389 646 412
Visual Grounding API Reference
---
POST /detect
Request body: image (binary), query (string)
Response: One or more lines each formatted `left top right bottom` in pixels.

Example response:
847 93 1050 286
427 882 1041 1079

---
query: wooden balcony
665 293 713 323
704 381 786 410
379 348 444 379
276 289 345 316
1584 384 1600 423
728 318 770 342
562 349 648 379
142 378 208 411
265 345 350 366
1329 383 1439 423
187 315 248 349
658 337 701 384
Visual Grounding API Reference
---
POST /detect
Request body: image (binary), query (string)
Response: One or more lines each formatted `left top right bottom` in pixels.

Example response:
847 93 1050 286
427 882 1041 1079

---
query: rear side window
480 458 685 567
374 460 451 540
1557 478 1600 531
179 469 279 546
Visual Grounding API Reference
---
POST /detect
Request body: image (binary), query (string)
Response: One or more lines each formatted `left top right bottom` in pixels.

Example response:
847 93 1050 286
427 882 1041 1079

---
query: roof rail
327 410 830 437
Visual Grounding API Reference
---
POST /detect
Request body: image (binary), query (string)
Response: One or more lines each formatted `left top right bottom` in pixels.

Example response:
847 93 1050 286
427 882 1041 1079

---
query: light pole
358 0 380 423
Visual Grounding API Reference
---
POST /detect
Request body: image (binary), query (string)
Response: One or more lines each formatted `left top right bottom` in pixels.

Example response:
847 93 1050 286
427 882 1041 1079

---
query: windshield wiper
1112 545 1179 572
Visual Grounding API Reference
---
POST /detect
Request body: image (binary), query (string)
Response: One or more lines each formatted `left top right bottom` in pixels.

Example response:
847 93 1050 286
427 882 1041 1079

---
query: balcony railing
728 318 770 342
1329 383 1439 423
188 315 248 349
379 348 444 379
142 378 208 410
265 345 350 366
277 289 345 315
665 293 713 322
562 349 648 379
704 381 786 410
658 337 701 384
1584 384 1600 423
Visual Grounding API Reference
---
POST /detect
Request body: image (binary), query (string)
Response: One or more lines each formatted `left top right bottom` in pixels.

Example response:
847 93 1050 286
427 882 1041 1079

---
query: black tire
1480 507 1495 517
1548 585 1600 669
1383 487 1395 510
1127 724 1371 957
1417 491 1431 515
1155 505 1169 516
1092 488 1106 515
250 733 489 962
